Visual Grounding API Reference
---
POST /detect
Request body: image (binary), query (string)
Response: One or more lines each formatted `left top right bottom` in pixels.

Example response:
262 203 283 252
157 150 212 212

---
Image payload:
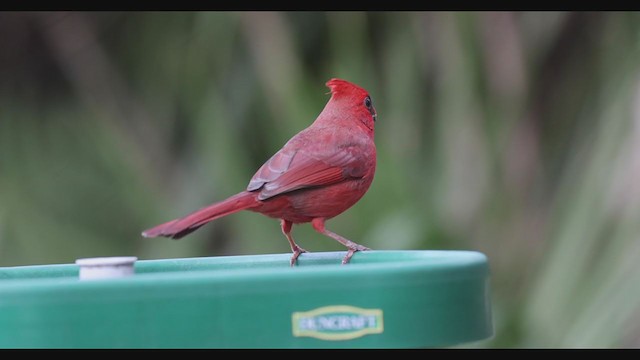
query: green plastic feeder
0 250 493 348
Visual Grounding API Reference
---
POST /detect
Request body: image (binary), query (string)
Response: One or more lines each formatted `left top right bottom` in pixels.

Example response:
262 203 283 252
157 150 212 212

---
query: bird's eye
364 96 372 109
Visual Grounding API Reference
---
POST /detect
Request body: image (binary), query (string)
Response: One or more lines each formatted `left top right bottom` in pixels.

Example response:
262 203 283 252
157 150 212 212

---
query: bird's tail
141 191 258 239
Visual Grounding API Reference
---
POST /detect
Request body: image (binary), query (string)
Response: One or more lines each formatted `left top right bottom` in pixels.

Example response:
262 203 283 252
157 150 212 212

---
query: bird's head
324 78 377 133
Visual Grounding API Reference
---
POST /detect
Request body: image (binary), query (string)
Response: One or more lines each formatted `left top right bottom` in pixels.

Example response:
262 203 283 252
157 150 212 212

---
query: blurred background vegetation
1 11 640 348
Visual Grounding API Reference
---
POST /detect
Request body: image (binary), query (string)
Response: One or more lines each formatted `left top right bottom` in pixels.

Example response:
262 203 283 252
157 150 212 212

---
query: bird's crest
326 78 368 98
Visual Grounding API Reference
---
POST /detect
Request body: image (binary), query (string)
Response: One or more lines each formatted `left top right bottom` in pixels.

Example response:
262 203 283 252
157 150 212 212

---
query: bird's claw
341 245 371 265
290 246 308 267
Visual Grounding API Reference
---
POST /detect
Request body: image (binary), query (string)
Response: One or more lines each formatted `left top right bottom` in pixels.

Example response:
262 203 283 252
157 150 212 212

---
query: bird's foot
342 244 371 265
290 245 308 267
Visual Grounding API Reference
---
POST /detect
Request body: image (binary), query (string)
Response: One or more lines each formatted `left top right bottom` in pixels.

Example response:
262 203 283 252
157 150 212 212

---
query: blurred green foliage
1 11 640 348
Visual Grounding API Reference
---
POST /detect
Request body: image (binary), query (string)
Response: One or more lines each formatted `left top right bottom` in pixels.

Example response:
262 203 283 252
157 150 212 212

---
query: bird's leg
281 219 307 266
311 218 370 265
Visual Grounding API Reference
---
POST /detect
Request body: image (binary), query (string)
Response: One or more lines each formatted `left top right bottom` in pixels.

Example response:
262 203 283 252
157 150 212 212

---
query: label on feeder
292 305 384 341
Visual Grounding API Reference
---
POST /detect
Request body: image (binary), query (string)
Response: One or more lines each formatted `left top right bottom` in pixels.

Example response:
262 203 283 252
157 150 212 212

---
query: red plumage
142 78 377 265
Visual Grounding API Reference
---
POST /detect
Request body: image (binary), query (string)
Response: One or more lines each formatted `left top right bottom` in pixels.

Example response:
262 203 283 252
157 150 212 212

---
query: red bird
142 78 377 265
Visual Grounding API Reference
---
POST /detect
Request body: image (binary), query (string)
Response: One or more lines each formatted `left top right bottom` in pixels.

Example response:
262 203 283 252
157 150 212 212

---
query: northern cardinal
142 78 377 265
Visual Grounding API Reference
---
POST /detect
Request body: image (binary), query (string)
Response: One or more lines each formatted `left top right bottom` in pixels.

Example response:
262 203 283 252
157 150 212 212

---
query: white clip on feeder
76 256 138 280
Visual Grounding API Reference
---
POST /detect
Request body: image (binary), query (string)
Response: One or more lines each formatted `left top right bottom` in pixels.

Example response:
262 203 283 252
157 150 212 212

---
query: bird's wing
247 146 367 201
